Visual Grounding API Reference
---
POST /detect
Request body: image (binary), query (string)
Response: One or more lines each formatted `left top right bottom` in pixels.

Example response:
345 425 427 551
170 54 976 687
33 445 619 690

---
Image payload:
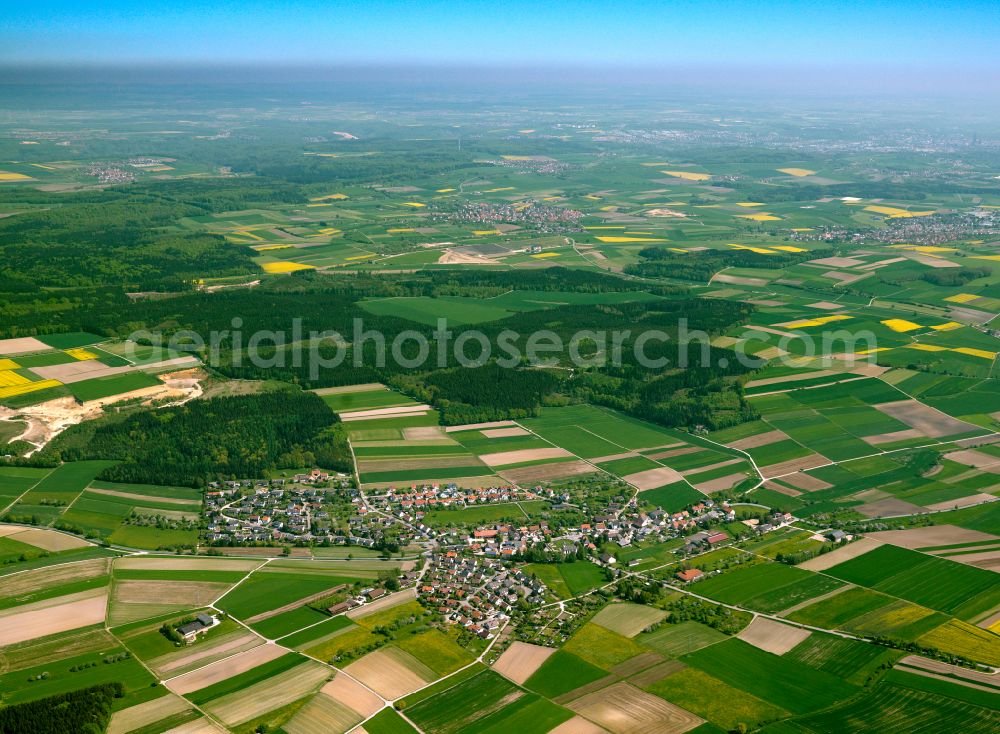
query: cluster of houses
418 551 549 638
203 473 389 547
367 483 535 512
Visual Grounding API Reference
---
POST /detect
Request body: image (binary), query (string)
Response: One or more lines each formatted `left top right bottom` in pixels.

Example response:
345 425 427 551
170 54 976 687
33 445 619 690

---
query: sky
1 0 998 70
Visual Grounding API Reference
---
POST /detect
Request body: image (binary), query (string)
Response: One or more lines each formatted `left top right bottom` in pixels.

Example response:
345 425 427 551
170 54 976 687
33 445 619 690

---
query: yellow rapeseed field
782 315 852 329
907 343 995 359
0 378 62 400
387 228 414 233
930 322 963 331
864 205 934 218
881 318 923 332
0 359 20 370
736 202 766 207
65 348 98 361
944 293 979 303
309 193 348 201
473 230 501 235
401 202 425 208
660 170 711 181
595 236 666 243
0 370 30 388
739 213 782 222
0 172 33 181
777 168 817 177
531 252 561 259
253 244 294 252
953 347 997 360
728 244 776 254
261 262 316 274
436 188 456 193
771 245 807 253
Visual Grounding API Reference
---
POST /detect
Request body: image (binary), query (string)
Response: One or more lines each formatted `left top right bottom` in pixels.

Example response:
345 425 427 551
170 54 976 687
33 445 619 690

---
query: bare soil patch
799 537 884 571
166 644 287 695
6 526 91 551
868 525 1000 550
152 631 263 676
712 274 766 286
339 405 431 420
737 617 810 655
0 589 108 645
925 494 997 512
873 399 979 438
492 641 556 684
726 430 789 450
807 256 865 268
758 454 829 478
856 497 927 518
692 472 748 493
898 655 1000 688
437 249 497 265
567 682 703 734
344 648 432 700
943 449 1000 470
646 446 701 460
479 447 571 467
0 337 50 355
481 427 529 438
320 673 384 717
778 472 832 491
403 426 447 440
0 557 109 600
622 467 684 490
107 694 192 734
347 588 417 620
87 486 197 506
548 716 610 734
862 428 924 446
206 661 331 726
116 556 260 572
499 460 599 484
444 420 517 432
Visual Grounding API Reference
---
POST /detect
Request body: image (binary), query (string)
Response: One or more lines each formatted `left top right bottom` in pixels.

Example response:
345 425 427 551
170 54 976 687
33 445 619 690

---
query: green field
682 639 859 715
523 650 609 698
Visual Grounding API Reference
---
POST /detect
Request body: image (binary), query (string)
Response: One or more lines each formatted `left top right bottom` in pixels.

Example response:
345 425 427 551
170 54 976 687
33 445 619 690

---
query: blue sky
1 0 996 68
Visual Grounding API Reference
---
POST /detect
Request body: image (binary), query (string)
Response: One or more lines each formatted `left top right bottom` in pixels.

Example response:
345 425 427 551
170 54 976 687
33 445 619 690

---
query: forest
625 246 831 282
44 389 352 486
0 683 123 734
